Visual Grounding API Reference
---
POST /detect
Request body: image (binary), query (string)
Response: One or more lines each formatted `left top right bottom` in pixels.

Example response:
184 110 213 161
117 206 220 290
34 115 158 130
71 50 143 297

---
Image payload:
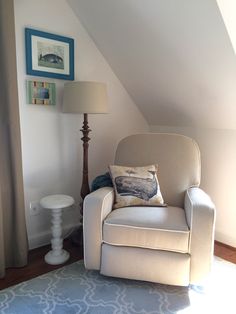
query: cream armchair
83 133 216 286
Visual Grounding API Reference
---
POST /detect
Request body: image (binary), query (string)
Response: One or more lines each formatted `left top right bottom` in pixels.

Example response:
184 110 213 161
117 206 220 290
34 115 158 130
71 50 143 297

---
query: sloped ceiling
68 0 236 129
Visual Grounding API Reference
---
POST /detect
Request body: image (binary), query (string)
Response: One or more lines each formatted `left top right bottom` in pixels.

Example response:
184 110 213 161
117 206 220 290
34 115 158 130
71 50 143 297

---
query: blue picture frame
25 28 74 80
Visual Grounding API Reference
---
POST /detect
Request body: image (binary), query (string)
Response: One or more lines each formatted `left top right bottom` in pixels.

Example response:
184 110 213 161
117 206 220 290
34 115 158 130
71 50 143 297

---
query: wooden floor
214 241 236 264
0 239 83 291
0 240 235 291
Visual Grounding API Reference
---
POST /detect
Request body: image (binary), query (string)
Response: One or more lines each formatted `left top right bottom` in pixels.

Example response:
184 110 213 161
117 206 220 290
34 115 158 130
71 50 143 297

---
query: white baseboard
28 222 80 250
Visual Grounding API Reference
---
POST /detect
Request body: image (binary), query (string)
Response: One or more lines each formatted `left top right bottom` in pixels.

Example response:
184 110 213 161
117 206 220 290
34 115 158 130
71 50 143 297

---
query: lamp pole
80 113 91 215
71 114 91 247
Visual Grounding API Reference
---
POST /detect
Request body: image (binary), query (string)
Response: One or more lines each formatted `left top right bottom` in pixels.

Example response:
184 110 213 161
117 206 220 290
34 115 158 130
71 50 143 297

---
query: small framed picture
25 28 74 80
26 80 56 105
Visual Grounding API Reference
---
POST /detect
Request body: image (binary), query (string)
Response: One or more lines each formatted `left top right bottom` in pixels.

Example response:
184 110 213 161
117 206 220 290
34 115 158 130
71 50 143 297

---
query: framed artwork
26 80 56 105
25 28 74 80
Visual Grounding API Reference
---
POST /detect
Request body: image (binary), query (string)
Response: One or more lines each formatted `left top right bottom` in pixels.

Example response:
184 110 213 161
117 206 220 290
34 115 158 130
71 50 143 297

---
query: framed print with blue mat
25 28 74 80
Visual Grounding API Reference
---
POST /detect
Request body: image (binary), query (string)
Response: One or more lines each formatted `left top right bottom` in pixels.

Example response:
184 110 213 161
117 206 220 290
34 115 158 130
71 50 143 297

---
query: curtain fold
0 0 28 278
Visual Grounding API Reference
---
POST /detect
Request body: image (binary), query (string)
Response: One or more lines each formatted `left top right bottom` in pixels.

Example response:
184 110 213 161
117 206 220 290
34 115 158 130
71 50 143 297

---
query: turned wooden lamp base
70 113 91 248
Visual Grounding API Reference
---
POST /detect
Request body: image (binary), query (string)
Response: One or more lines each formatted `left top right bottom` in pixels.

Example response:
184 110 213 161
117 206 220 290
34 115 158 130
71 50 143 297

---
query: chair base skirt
100 243 190 286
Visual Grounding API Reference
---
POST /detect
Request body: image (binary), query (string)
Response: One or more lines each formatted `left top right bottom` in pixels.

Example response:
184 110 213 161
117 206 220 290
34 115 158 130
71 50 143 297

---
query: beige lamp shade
62 81 108 114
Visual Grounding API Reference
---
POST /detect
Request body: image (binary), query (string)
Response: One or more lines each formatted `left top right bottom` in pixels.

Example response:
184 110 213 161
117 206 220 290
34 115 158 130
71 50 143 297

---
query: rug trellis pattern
0 257 235 313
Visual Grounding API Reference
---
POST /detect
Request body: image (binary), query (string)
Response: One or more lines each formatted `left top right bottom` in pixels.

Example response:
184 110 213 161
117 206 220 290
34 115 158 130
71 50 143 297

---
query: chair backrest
114 133 201 207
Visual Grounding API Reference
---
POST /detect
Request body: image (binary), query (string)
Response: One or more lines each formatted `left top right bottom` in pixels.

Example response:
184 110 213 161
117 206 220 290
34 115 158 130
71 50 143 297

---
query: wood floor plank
0 240 83 290
214 241 236 264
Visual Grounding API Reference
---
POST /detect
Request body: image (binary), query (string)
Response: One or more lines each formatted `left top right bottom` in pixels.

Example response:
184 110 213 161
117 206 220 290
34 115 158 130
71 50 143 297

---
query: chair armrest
185 187 216 284
83 187 114 270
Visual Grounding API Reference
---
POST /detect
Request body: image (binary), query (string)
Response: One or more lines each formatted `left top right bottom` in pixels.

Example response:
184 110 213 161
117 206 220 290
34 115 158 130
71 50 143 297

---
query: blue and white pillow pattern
109 164 165 209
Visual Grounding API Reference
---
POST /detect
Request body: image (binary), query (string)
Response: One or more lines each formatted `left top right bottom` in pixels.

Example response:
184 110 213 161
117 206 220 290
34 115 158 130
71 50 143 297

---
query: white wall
150 125 236 247
216 0 236 54
69 0 236 130
14 0 148 249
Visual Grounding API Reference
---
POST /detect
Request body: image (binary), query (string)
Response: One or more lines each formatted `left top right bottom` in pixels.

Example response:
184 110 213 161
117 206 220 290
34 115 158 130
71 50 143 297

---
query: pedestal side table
40 194 74 265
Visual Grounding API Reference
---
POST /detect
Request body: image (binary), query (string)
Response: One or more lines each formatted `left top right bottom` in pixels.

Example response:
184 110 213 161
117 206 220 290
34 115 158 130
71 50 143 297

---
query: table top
40 194 75 209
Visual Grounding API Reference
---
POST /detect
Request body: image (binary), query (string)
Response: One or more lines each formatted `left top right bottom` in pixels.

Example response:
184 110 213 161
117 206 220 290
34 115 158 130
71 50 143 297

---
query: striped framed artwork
26 80 56 105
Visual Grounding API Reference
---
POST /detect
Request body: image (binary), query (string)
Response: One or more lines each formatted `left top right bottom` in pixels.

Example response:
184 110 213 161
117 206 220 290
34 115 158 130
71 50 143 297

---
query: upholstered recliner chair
83 133 216 286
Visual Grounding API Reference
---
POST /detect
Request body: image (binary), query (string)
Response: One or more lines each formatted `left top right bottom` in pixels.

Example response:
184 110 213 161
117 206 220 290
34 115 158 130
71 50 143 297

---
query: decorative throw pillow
109 164 165 209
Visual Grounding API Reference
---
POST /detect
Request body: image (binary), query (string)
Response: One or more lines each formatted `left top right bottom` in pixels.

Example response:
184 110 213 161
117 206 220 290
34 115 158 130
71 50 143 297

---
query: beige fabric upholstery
185 187 216 283
83 133 216 286
101 244 191 286
104 206 189 252
115 133 201 207
83 187 114 270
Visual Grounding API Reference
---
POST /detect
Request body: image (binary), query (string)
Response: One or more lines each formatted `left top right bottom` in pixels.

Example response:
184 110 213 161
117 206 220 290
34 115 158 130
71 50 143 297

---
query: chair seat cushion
103 206 190 253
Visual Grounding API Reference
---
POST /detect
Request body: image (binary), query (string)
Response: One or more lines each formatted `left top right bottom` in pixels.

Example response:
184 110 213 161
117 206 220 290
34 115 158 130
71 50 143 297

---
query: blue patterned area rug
0 257 235 314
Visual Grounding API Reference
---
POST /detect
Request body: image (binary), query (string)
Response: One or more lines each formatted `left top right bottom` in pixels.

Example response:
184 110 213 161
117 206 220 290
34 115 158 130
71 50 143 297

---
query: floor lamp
62 81 108 246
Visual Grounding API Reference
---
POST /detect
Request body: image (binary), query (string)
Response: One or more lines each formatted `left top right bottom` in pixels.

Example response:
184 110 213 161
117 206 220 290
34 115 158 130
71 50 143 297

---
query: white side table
40 194 74 265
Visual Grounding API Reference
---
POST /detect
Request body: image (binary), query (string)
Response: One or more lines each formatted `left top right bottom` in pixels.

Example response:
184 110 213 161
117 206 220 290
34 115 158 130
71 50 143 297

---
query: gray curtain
0 0 28 278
